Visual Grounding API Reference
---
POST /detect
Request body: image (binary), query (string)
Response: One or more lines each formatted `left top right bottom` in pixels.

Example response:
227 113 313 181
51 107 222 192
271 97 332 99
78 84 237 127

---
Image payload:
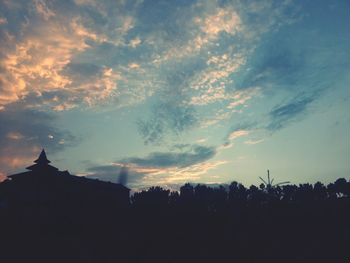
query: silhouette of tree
180 183 194 203
283 184 301 203
194 184 210 206
296 183 314 202
248 185 265 204
132 186 170 207
313 182 327 201
228 181 247 208
332 178 350 197
169 191 180 206
211 186 227 211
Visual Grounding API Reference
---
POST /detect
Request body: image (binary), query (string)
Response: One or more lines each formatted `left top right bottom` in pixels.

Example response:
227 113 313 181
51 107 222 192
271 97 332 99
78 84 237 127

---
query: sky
0 0 350 190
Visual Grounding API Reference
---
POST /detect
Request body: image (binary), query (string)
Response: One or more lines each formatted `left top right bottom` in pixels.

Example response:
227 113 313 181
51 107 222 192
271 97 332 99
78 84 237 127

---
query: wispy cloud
141 160 228 186
158 5 242 61
122 144 216 168
137 85 198 144
267 95 315 131
228 129 250 141
86 144 227 188
134 0 300 144
87 159 227 189
244 139 264 145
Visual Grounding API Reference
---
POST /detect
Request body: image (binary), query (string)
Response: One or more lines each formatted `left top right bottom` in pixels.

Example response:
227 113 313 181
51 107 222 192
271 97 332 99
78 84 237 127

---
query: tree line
1 176 349 263
131 177 350 209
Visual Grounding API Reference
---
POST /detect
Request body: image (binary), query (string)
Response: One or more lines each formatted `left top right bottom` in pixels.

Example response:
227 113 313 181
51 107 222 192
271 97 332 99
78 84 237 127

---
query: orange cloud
6 132 24 140
156 7 242 63
0 17 7 25
228 130 250 141
128 63 141 69
115 160 228 187
189 53 257 108
196 7 241 39
227 88 260 109
0 172 7 182
129 37 141 48
0 20 87 107
33 0 56 20
0 8 134 110
0 146 41 176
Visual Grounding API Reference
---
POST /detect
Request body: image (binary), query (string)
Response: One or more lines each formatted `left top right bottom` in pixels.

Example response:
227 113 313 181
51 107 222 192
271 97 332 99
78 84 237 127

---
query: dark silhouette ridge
0 152 349 263
1 149 130 210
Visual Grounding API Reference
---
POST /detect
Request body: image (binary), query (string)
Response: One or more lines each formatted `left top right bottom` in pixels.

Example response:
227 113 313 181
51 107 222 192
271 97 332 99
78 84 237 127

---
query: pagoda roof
34 149 51 164
25 149 58 171
6 149 130 192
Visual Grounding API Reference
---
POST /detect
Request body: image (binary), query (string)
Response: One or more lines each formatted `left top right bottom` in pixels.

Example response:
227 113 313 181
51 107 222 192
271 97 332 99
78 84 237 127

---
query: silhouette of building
1 149 130 209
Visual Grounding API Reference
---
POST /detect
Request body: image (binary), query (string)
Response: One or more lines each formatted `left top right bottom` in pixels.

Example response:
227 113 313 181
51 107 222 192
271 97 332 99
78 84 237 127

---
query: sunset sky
0 0 349 189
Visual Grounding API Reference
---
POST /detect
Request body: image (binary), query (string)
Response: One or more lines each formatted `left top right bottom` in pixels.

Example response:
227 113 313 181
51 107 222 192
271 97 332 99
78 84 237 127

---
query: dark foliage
1 174 350 263
0 150 349 263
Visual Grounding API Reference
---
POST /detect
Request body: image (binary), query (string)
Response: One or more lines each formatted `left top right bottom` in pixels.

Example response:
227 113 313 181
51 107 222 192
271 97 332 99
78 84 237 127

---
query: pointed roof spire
34 149 51 164
26 149 58 172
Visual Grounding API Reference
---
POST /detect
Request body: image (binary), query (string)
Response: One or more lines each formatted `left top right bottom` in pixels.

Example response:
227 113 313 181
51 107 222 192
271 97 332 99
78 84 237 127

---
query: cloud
0 102 78 175
244 139 264 145
86 163 146 186
129 37 141 48
134 0 300 143
0 0 300 146
212 1 350 141
267 95 315 131
138 101 197 144
194 5 241 50
226 122 257 139
147 4 244 71
137 69 199 144
6 131 24 140
0 173 6 182
236 0 300 40
0 15 91 107
228 130 250 141
122 144 216 168
86 160 228 190
0 0 139 110
219 131 247 151
85 144 226 188
236 4 350 95
197 7 241 37
33 0 55 20
0 17 7 25
189 53 248 106
217 141 234 151
2 0 343 189
142 160 228 186
196 138 207 143
219 122 259 150
86 161 227 190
